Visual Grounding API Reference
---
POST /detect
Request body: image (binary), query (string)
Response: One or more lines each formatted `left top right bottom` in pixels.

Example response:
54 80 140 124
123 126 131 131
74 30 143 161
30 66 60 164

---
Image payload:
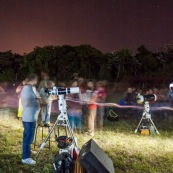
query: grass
1 108 173 173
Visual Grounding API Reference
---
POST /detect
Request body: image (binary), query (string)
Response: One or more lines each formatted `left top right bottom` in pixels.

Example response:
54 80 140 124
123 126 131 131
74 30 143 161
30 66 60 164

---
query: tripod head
45 86 79 122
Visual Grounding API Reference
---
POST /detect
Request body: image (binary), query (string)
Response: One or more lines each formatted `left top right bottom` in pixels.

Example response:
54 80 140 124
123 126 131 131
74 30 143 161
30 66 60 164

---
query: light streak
66 98 173 111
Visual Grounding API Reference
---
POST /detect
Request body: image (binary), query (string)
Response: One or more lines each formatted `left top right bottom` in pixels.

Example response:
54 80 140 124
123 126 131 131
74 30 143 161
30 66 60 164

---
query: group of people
119 86 173 121
17 72 173 165
17 74 107 165
66 78 107 136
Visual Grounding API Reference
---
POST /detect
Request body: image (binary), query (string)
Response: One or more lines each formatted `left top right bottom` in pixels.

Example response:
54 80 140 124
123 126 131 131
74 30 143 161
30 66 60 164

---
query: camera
136 94 157 104
45 86 79 95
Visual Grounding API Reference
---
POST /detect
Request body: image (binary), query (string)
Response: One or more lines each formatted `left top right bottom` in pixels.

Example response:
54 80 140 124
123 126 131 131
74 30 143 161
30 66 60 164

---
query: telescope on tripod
35 86 80 162
134 93 160 135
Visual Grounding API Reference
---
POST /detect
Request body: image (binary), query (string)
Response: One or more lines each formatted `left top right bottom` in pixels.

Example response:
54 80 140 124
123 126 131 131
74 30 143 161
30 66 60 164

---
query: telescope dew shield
57 87 79 95
143 94 157 102
136 94 157 104
69 87 80 94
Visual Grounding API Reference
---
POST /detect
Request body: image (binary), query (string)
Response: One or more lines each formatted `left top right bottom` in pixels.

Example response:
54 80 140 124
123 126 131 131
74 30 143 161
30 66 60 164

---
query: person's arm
16 85 22 93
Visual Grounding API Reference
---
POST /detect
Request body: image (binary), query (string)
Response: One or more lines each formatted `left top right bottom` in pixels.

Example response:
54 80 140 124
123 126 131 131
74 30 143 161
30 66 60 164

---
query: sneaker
22 158 36 165
86 132 94 136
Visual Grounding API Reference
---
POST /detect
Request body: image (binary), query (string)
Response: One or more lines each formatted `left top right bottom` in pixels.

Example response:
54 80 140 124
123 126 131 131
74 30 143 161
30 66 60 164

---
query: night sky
0 0 173 54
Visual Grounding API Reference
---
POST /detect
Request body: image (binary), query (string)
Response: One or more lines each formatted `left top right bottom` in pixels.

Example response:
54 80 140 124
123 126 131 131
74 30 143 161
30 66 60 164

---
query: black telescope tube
143 94 156 101
57 88 70 95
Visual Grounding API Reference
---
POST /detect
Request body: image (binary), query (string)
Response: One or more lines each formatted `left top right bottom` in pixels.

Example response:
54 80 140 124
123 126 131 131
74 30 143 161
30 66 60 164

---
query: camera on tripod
135 93 159 135
45 86 79 95
136 93 157 104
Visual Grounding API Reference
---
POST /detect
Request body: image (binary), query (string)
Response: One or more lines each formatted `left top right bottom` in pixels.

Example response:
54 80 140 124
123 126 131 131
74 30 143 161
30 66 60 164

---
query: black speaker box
79 139 115 173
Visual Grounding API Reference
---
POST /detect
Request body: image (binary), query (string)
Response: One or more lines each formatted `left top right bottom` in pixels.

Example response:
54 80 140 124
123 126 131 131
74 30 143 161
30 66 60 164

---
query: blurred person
67 80 82 134
85 80 98 136
21 74 40 165
0 84 7 107
157 88 169 121
39 80 56 126
95 81 107 130
123 87 137 120
124 87 137 106
77 78 88 125
167 85 173 122
16 78 28 120
151 87 160 121
38 73 49 92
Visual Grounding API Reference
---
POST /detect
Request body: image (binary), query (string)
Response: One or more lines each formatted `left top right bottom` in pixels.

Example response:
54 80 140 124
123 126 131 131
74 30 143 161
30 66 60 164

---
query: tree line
1 44 173 87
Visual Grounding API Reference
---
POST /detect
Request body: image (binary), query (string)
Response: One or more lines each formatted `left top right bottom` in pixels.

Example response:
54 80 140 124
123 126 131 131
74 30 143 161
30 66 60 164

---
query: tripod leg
66 117 77 148
35 118 60 160
134 114 144 133
149 118 160 135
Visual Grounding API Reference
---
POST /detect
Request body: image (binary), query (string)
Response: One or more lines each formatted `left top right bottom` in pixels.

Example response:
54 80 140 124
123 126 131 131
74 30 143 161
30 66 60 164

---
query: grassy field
1 108 173 173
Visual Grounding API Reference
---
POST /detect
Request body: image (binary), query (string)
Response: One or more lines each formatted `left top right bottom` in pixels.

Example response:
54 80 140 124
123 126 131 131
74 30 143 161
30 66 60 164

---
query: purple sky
0 0 173 54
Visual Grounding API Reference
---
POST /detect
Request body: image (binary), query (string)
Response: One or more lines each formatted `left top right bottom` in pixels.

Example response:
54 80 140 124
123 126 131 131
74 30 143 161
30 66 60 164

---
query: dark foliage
1 44 173 86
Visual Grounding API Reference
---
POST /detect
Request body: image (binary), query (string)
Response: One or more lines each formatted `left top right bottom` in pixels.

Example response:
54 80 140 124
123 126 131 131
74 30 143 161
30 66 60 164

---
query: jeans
22 121 36 159
68 111 82 130
41 102 52 123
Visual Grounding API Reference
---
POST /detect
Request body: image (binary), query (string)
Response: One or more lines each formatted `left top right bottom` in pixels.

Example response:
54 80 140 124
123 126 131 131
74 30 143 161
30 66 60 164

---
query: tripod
134 101 159 135
35 94 78 159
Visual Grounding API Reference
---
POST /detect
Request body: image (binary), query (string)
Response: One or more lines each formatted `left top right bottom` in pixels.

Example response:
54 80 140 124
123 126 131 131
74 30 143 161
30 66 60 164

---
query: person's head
27 74 38 86
45 81 54 89
153 87 159 94
22 78 28 85
71 80 78 87
87 81 95 90
148 89 153 94
127 87 133 93
132 87 137 92
77 78 87 92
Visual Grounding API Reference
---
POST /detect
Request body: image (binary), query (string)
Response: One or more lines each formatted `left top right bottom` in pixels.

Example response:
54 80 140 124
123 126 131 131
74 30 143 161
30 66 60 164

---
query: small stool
34 123 54 150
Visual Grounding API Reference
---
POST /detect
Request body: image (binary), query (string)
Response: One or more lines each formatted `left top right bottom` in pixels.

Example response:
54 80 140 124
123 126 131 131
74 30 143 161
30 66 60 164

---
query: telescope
45 86 79 95
136 94 157 104
135 93 159 135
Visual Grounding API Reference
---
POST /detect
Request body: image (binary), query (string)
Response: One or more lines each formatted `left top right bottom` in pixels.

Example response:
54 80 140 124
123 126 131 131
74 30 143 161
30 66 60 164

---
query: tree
74 45 103 79
155 44 173 77
0 51 21 82
107 48 139 81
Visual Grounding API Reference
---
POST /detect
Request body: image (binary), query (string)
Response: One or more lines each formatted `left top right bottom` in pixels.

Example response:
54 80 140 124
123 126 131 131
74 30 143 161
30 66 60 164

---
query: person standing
40 80 55 126
16 78 28 120
86 81 98 136
67 80 82 134
95 81 107 130
21 74 40 165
